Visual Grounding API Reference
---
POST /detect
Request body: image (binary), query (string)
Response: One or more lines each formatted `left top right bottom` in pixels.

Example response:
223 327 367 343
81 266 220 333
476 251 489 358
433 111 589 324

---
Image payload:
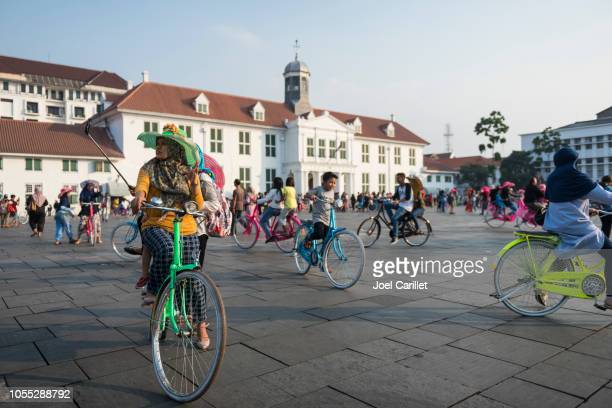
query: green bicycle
493 223 609 317
143 199 227 402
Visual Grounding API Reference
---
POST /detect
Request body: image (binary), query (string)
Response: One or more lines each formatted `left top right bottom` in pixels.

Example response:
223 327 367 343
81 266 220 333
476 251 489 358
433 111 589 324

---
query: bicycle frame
158 215 199 335
496 232 606 300
299 204 347 266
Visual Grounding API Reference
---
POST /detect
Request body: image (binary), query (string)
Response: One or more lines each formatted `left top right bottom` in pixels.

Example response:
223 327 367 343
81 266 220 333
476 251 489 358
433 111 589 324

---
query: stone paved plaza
0 210 611 408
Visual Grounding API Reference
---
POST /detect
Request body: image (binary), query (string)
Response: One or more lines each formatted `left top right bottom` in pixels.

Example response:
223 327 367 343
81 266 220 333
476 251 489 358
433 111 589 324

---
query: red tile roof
101 82 429 145
424 153 498 172
0 55 128 90
0 119 123 158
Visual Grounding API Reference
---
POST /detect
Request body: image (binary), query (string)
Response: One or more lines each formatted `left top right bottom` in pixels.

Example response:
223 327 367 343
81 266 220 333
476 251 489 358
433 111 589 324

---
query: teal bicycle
143 199 226 402
293 198 365 288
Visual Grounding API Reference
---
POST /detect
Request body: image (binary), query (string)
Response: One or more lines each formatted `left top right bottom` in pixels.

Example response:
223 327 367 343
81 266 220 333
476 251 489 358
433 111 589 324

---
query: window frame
378 145 386 164
239 167 251 189
306 138 315 157
239 131 251 155
361 173 370 193
318 139 326 158
210 128 223 153
265 133 276 157
361 144 369 163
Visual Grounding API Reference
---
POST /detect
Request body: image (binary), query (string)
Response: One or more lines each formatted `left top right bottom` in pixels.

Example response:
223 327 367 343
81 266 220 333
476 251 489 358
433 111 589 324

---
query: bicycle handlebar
142 201 207 218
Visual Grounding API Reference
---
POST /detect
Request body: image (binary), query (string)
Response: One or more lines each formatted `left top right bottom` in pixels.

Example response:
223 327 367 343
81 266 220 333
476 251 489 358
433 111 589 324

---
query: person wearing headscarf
544 147 612 308
26 187 48 237
54 187 77 245
132 127 208 348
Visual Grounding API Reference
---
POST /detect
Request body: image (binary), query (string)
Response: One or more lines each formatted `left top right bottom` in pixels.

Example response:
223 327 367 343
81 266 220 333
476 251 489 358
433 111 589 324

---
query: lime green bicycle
493 222 609 317
143 200 227 402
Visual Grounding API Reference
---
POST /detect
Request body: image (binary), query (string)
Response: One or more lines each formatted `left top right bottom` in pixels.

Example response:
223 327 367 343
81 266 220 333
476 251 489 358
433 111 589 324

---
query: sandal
195 322 210 350
135 276 149 289
141 294 155 307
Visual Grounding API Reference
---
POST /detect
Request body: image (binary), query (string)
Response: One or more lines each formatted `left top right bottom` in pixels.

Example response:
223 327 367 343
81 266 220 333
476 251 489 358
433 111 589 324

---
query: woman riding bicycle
75 182 102 245
132 124 209 348
544 147 612 308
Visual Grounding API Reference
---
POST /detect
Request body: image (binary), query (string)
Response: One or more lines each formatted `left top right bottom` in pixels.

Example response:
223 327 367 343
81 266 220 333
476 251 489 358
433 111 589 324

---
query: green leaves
475 110 509 160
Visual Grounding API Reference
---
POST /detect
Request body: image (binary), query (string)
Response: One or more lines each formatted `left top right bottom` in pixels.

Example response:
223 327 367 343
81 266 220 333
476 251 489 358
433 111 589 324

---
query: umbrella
80 179 100 189
204 153 225 189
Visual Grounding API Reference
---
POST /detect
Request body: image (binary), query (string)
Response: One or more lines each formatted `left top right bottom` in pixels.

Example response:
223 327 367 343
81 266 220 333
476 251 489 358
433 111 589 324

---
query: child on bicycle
303 172 337 248
258 177 284 243
277 176 297 233
544 147 612 308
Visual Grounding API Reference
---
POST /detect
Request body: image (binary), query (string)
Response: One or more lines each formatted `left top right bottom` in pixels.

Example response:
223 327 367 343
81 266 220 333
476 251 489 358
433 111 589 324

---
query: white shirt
257 189 284 209
397 185 413 211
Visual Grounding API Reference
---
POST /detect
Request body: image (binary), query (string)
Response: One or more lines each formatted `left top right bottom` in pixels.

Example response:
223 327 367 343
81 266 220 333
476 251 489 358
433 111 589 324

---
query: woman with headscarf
544 147 612 309
26 187 48 237
132 126 208 347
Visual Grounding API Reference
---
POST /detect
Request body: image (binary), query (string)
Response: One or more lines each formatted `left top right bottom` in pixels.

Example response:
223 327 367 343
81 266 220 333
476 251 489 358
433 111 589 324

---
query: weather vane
294 39 300 60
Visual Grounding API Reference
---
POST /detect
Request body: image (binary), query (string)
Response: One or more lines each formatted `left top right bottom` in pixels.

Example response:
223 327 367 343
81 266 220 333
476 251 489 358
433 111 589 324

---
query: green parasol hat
137 123 199 167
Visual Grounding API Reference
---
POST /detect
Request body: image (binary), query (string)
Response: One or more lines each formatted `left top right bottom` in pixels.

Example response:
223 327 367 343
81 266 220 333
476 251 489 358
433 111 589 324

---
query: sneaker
535 290 548 307
390 237 399 245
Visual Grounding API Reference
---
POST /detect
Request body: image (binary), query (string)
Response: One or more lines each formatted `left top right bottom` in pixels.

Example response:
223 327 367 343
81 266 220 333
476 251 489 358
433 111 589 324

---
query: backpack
205 183 233 238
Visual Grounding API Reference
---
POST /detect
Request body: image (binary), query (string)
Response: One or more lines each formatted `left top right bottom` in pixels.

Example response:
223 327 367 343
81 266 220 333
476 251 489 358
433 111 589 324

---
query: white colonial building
521 106 612 179
92 56 429 195
422 152 499 192
1 54 431 205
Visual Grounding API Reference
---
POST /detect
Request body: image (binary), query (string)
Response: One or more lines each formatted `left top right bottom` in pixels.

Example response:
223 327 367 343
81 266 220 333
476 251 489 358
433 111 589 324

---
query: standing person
54 187 77 245
0 195 8 228
258 177 284 242
465 188 474 213
26 187 48 237
75 183 102 245
7 195 19 227
597 175 612 238
350 194 356 211
437 190 446 213
480 186 490 215
231 179 245 232
447 188 456 215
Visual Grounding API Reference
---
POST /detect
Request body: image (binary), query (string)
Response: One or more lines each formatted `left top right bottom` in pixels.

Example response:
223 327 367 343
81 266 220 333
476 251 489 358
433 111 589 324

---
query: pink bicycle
233 206 302 253
484 200 538 229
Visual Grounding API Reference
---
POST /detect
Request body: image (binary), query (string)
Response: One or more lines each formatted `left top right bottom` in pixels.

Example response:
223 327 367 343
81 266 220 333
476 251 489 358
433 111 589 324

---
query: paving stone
16 307 95 329
0 307 31 319
0 317 21 335
434 289 498 307
85 299 148 327
270 386 371 408
471 304 521 322
62 284 127 299
447 312 506 330
491 318 594 348
36 327 134 363
260 349 386 396
232 311 325 338
451 331 563 367
358 297 474 330
516 362 607 398
400 345 523 390
452 395 513 408
69 295 117 307
419 319 483 339
73 365 177 408
76 348 151 379
203 376 293 408
302 317 400 348
580 387 612 408
6 361 87 386
29 301 76 314
362 294 414 307
545 308 612 331
47 319 109 338
332 362 478 408
387 327 455 350
0 343 46 376
226 327 253 345
306 299 384 320
212 343 286 386
544 351 612 380
570 329 612 359
482 377 583 408
0 328 54 348
349 338 422 361
115 321 150 346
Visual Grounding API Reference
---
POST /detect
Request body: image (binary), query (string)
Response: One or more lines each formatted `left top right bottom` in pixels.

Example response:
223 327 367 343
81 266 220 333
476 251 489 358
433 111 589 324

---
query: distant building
521 106 612 180
423 152 499 191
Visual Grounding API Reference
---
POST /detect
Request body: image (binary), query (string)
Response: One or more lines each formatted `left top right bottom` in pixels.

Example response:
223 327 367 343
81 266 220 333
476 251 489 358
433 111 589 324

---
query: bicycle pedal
489 292 501 299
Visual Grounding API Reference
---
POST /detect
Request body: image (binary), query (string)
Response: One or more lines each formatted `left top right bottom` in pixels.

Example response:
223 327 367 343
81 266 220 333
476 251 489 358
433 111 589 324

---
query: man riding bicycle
384 173 418 245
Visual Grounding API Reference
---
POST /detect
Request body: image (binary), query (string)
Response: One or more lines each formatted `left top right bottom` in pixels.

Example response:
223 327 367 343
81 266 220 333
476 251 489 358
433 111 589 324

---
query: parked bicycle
233 205 302 253
143 199 226 402
111 214 141 261
491 210 611 316
356 199 432 248
293 198 365 289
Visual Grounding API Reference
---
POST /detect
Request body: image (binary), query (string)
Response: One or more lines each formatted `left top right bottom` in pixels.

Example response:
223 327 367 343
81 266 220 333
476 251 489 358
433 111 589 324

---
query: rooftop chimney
127 80 133 90
390 113 395 122
142 71 149 83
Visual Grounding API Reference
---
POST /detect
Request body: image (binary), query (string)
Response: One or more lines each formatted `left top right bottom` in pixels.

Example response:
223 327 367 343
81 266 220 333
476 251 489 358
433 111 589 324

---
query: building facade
422 152 499 191
521 107 612 180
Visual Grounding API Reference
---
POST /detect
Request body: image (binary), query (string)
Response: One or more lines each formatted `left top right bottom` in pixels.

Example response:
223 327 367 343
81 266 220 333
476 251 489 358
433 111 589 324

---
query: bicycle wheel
111 222 141 261
232 216 259 249
402 216 431 247
323 230 365 289
484 211 506 228
89 219 96 247
356 217 381 248
293 224 312 275
494 240 569 316
151 271 226 402
275 217 297 254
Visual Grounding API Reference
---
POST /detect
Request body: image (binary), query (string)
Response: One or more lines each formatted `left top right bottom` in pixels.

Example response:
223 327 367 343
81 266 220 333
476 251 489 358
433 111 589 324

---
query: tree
475 111 509 161
530 127 568 167
459 164 495 187
500 151 535 187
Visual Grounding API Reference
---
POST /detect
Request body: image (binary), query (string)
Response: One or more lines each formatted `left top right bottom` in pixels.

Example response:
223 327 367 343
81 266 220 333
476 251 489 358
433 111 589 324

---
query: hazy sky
2 0 611 156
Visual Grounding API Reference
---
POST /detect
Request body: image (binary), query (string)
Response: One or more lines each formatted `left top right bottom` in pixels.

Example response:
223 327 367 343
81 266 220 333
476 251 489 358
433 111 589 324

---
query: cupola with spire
283 40 311 116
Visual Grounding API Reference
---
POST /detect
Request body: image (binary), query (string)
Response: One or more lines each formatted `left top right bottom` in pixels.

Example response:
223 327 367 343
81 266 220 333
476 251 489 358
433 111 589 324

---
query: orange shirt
135 168 204 235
